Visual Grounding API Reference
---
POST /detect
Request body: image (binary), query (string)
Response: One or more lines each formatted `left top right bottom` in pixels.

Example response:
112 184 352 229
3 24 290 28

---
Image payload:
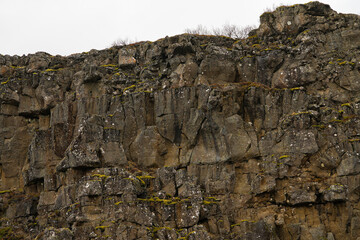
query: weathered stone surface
76 180 102 198
323 184 347 202
23 130 53 185
0 2 360 239
130 126 167 168
104 176 144 196
40 227 74 240
118 48 137 67
118 55 136 67
288 186 317 205
38 191 58 209
337 156 360 176
197 53 236 85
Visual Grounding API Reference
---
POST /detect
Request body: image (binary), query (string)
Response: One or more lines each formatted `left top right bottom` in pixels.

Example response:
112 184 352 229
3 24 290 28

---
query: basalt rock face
0 2 360 239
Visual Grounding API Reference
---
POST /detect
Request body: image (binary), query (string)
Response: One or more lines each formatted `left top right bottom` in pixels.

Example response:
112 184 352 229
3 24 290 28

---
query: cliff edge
0 1 360 239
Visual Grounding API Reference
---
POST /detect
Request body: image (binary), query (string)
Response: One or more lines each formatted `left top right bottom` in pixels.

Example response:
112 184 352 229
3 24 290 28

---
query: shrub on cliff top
184 23 256 39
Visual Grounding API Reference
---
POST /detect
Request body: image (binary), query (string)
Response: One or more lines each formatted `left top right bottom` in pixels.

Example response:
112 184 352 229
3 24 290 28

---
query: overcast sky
0 0 359 56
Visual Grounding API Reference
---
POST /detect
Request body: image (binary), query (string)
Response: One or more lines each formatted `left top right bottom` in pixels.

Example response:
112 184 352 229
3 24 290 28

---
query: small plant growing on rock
0 190 11 194
111 37 136 47
95 225 109 232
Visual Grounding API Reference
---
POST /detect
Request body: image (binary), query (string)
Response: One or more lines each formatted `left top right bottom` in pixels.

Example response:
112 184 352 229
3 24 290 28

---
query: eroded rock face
0 2 360 239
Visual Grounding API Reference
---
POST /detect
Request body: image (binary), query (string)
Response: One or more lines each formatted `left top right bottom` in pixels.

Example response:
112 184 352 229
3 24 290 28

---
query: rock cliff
0 1 360 239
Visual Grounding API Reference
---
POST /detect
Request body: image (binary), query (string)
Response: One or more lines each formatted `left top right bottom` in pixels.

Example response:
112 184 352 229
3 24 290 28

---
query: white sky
0 0 359 56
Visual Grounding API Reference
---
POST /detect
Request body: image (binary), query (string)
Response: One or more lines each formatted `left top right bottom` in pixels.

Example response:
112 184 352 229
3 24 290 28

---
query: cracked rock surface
1 2 360 239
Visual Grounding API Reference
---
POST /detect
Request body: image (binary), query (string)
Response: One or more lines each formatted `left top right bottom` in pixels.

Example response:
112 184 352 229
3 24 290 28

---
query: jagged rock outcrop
1 2 360 239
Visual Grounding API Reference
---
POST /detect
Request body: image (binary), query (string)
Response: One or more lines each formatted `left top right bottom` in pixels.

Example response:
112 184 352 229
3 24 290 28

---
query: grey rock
323 184 347 202
39 227 74 240
337 156 360 176
0 2 360 240
288 186 316 205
